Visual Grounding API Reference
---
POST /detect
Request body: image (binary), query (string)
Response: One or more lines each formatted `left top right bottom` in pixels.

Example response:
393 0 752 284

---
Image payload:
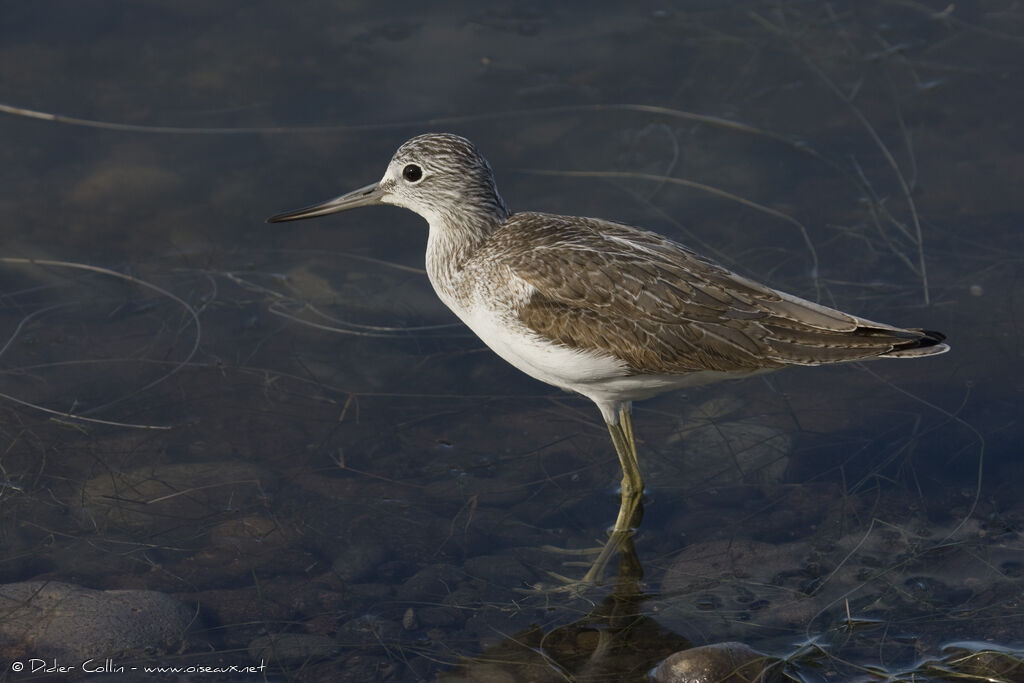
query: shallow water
1 1 1022 681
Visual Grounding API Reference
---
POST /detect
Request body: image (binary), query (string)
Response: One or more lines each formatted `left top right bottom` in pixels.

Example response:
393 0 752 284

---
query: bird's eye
402 164 423 182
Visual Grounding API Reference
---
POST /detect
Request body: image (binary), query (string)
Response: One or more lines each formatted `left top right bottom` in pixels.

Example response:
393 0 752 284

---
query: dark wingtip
884 328 950 358
915 329 947 346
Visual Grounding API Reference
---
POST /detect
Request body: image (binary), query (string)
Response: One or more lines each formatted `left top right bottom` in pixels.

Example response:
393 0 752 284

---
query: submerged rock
654 642 774 683
248 633 338 664
0 581 193 662
77 461 271 531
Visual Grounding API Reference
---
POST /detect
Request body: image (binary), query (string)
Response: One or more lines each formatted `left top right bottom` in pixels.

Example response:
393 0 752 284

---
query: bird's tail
879 329 950 358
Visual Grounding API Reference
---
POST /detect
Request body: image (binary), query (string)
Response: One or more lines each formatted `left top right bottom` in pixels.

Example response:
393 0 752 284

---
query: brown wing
488 212 945 375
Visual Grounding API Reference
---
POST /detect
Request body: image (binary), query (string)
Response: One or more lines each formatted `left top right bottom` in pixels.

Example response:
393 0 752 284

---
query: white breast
443 270 629 391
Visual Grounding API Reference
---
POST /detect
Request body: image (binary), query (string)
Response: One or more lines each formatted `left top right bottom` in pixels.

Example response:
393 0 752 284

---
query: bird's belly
458 305 628 392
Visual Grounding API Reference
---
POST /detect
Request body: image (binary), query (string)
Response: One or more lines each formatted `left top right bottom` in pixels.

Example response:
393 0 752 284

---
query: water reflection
443 536 694 682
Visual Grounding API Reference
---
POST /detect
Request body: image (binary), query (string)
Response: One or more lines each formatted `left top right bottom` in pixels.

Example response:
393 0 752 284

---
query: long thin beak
267 182 383 223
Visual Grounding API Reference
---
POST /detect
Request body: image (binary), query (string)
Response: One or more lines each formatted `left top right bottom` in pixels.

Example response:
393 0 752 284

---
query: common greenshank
269 133 949 583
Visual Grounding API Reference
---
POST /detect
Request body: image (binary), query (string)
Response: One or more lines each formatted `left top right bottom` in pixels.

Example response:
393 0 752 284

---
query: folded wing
492 212 947 375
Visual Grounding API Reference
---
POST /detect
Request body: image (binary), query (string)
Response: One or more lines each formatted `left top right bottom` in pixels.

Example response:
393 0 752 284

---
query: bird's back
471 211 947 377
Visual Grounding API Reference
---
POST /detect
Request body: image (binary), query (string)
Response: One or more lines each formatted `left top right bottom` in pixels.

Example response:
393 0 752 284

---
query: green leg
608 406 644 532
581 406 644 584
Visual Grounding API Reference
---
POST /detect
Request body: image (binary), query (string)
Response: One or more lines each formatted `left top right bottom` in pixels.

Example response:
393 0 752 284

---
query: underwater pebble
336 614 403 647
332 543 390 583
247 633 338 663
463 554 533 585
396 563 465 601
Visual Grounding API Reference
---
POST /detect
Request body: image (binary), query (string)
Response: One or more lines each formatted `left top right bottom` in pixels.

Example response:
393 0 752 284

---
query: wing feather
478 212 944 374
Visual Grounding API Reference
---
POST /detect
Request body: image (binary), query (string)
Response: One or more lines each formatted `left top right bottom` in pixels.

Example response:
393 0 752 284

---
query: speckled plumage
270 133 948 581
478 211 945 375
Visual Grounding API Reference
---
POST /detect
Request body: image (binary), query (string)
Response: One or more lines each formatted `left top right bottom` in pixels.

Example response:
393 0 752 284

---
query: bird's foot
520 528 635 595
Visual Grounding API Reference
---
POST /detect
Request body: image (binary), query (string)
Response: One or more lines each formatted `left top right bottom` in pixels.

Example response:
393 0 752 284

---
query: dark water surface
1 1 1022 681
